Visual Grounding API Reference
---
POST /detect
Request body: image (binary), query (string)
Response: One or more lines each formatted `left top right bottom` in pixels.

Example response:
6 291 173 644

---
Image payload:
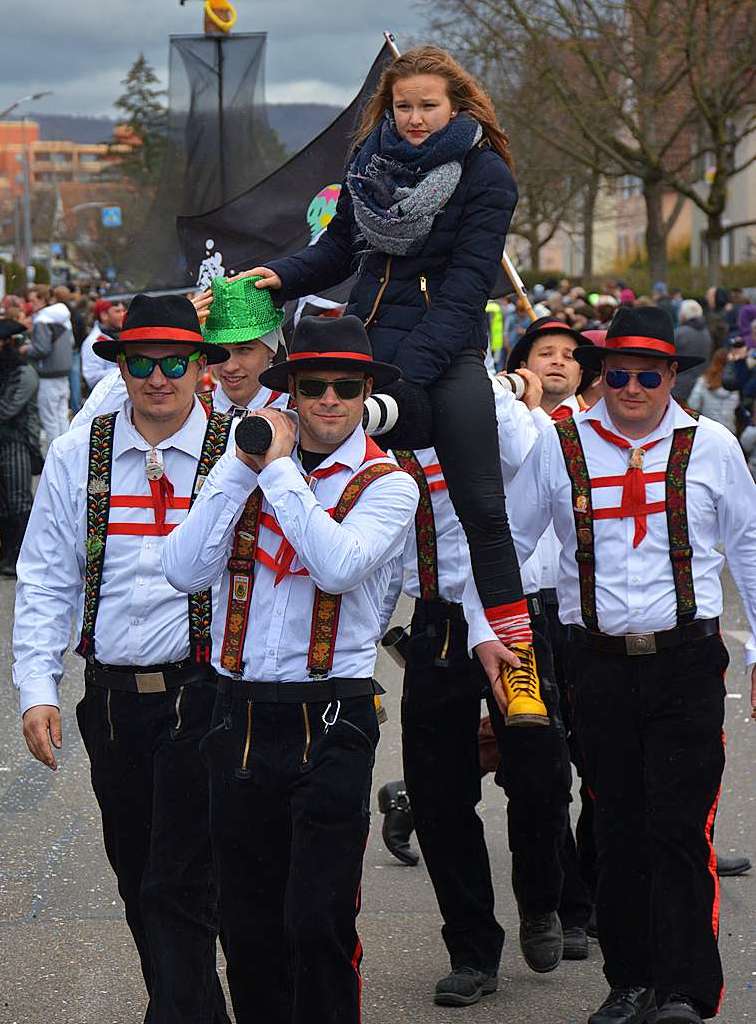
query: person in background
27 284 73 445
81 299 127 391
705 287 729 348
486 297 507 371
672 300 712 403
687 349 740 433
0 319 40 577
506 297 532 351
53 285 87 413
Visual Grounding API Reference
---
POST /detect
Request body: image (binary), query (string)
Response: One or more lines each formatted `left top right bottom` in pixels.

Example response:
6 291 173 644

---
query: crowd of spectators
491 277 756 477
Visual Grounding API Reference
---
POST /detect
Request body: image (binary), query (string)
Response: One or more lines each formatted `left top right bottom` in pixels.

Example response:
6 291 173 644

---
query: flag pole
383 30 535 321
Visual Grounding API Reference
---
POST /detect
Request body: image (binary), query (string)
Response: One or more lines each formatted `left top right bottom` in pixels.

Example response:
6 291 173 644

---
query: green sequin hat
202 275 285 351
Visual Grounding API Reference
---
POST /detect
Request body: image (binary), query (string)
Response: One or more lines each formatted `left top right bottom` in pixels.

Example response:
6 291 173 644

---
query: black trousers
542 592 596 925
205 686 379 1024
431 349 524 611
569 634 728 1018
401 598 571 972
76 678 229 1024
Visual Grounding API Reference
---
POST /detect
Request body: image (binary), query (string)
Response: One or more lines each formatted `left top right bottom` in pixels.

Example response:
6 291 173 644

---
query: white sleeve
259 458 419 593
506 429 557 565
70 369 128 431
744 636 756 669
163 448 260 593
493 379 543 485
378 555 405 637
462 573 497 654
717 436 756 639
13 446 84 714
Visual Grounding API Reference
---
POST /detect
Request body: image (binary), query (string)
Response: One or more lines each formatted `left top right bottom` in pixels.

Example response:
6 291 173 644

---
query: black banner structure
177 43 392 292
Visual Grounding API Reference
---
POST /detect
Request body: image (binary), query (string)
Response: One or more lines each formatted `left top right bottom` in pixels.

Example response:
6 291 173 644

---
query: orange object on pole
204 0 236 34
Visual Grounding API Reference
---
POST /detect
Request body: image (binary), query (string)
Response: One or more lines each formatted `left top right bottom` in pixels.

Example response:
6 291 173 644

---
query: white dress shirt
507 397 756 637
163 426 419 683
13 398 213 714
80 323 114 389
70 368 287 431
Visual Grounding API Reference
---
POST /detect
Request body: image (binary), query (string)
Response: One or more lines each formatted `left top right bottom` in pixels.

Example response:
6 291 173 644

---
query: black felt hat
93 294 229 365
506 316 593 373
0 319 27 341
259 314 400 391
573 306 704 371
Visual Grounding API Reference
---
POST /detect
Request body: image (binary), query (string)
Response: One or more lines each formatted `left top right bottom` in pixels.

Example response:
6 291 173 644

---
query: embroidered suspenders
218 459 403 677
77 410 233 662
555 416 698 630
219 490 265 674
394 450 440 601
307 461 402 676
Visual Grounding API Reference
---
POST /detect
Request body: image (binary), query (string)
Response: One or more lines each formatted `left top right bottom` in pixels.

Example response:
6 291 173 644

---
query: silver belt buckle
135 672 167 693
624 632 657 656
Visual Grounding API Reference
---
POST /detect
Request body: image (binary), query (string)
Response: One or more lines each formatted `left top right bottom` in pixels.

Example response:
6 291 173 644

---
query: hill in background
26 105 342 158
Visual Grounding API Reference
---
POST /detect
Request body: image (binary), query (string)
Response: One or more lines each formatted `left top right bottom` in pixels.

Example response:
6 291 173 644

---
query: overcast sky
1 1 428 118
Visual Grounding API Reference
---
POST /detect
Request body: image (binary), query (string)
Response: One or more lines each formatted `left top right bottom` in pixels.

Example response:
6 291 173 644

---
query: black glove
372 379 434 451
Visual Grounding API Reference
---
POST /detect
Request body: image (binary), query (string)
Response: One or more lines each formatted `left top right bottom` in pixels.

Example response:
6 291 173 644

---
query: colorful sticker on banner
306 184 341 243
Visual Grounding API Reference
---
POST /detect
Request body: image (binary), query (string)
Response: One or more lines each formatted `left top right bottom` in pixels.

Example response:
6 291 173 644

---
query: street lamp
0 91 54 121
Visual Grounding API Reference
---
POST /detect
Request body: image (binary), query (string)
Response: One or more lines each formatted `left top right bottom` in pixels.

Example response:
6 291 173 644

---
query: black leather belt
217 675 383 703
567 617 719 656
85 658 215 693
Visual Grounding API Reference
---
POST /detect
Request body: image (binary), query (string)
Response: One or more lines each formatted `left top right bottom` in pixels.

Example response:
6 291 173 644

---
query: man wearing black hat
13 295 233 1023
0 319 40 577
507 307 756 1024
163 314 419 1024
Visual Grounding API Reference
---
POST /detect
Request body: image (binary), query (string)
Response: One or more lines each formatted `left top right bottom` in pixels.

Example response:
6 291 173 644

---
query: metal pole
216 36 226 203
21 151 32 271
13 196 22 262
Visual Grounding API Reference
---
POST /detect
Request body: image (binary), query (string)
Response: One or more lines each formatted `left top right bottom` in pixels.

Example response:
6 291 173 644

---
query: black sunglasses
605 368 663 390
295 377 365 400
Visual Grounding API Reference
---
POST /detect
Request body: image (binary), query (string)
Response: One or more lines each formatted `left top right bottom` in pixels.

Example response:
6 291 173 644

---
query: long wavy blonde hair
354 45 514 171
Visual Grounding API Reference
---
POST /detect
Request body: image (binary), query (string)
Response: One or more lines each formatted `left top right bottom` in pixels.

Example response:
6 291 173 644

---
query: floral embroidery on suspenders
189 411 234 661
554 418 599 631
307 461 403 676
394 450 440 602
555 416 699 630
219 489 265 674
77 413 118 657
76 409 233 663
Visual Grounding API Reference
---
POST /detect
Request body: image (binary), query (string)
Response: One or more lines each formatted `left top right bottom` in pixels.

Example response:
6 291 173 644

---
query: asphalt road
0 576 753 1024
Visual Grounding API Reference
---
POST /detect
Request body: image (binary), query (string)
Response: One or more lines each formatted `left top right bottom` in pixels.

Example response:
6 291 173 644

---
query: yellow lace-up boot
500 643 549 726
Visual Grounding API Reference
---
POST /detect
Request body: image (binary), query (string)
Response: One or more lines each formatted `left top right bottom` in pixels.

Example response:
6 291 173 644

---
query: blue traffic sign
101 206 122 228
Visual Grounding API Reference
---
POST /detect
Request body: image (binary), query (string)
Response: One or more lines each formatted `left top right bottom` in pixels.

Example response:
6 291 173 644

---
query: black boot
519 910 563 973
716 852 751 877
588 987 657 1024
377 780 419 866
434 966 498 1007
656 994 703 1023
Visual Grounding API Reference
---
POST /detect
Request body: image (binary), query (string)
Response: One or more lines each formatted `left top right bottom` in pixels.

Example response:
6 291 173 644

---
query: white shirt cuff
19 678 60 716
212 450 259 504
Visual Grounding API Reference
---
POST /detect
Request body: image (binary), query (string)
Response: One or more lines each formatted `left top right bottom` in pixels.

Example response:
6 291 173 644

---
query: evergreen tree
113 54 168 186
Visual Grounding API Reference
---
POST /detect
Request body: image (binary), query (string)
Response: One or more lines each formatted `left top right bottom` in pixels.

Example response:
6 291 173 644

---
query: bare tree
424 0 755 285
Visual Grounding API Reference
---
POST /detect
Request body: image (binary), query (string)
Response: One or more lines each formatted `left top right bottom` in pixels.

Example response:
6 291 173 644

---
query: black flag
177 43 392 292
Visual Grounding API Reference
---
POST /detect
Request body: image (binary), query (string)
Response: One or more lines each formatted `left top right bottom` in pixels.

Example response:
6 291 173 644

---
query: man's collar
293 425 366 475
113 396 208 459
581 396 697 444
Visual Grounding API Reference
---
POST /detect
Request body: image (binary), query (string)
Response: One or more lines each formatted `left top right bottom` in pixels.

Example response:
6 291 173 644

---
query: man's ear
288 374 297 407
364 376 373 399
668 360 678 384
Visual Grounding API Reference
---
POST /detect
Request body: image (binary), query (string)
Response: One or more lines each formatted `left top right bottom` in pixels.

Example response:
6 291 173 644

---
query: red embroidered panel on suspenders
394 450 440 602
218 440 405 677
555 416 699 630
76 410 233 663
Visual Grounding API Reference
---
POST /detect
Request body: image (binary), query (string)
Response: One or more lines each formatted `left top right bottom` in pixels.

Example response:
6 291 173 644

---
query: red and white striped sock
484 599 533 647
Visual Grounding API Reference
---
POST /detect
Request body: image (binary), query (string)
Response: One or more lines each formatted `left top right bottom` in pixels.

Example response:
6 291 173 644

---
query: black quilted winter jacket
267 143 518 387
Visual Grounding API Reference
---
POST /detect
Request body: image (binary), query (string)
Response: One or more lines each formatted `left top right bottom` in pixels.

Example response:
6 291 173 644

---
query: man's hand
228 267 282 290
22 705 62 771
190 288 214 326
751 664 755 721
514 368 543 410
235 409 296 472
474 640 521 715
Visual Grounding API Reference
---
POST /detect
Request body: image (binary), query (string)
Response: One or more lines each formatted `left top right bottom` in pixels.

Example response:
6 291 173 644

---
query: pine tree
113 54 168 185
